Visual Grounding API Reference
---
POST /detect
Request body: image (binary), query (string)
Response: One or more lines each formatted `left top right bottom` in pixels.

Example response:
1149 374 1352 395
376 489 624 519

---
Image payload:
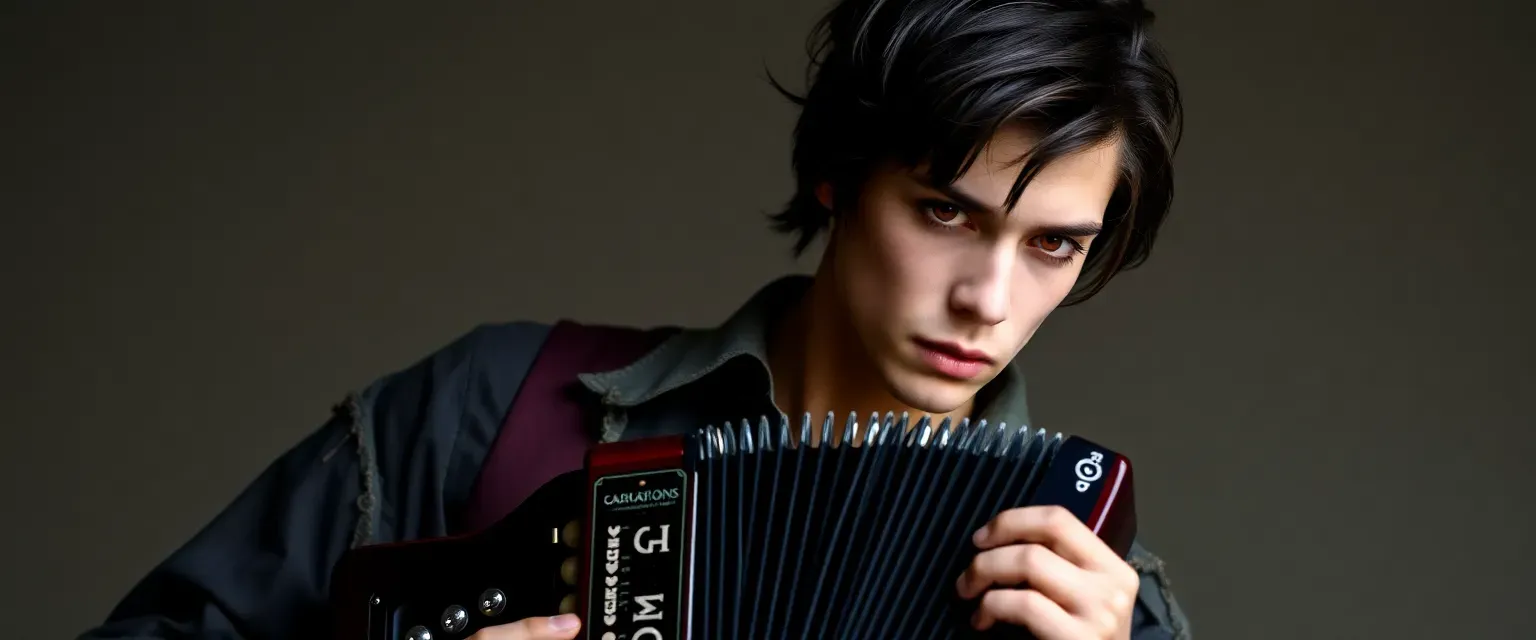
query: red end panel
1029 436 1138 558
588 434 688 478
1085 453 1136 556
576 435 689 639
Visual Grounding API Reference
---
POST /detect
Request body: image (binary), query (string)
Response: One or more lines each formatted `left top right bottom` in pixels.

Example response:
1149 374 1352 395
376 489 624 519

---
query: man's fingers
972 505 1122 572
467 614 582 640
971 588 1083 639
955 543 1088 608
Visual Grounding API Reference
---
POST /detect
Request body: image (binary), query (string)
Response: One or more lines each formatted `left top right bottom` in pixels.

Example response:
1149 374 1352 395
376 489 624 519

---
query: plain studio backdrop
2 0 1531 637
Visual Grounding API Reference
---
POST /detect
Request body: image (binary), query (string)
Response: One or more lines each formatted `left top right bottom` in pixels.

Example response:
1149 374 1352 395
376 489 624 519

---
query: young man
80 0 1188 638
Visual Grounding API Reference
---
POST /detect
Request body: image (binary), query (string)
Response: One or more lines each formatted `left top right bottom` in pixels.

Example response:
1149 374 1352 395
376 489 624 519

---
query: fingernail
550 614 581 630
955 575 972 599
972 527 986 545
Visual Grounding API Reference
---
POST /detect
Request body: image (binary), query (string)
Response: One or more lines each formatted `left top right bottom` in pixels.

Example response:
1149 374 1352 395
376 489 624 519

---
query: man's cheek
906 264 955 317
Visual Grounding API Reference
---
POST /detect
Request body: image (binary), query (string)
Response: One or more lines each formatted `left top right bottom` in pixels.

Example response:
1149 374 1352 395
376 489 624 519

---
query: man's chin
882 367 983 417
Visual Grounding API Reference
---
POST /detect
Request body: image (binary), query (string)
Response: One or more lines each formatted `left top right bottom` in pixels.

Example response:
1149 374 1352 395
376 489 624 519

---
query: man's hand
466 614 582 640
955 505 1140 640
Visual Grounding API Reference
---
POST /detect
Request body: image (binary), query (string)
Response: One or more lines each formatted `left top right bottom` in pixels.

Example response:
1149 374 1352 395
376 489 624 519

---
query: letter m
633 593 665 621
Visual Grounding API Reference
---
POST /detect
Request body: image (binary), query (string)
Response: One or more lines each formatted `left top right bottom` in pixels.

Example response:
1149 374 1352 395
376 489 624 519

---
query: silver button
405 625 433 640
478 588 507 617
441 605 468 632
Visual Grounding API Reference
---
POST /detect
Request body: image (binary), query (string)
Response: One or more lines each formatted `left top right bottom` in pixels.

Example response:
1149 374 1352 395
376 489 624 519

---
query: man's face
821 126 1122 414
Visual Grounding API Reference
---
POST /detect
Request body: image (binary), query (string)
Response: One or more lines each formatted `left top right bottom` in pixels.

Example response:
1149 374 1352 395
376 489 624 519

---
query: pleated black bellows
586 412 1078 640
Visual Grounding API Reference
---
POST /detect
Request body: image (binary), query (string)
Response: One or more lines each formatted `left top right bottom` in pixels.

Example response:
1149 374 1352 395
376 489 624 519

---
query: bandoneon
329 412 1136 639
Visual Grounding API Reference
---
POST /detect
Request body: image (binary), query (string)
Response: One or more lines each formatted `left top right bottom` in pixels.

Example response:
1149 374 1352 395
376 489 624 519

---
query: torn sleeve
76 400 370 640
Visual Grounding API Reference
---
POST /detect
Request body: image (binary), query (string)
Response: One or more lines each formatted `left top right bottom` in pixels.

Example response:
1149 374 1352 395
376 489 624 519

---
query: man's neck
766 274 974 445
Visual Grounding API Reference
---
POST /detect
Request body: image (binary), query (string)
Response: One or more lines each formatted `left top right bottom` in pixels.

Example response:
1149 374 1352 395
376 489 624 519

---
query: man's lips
912 338 994 365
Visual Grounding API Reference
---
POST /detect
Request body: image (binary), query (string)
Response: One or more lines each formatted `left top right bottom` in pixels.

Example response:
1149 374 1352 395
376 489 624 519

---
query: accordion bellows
330 412 1136 640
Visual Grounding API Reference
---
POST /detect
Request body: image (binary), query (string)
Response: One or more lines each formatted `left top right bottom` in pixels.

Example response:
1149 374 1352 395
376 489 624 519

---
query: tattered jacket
79 276 1192 639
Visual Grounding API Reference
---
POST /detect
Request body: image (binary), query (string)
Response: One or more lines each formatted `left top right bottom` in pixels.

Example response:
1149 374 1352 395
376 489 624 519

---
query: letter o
1075 457 1103 483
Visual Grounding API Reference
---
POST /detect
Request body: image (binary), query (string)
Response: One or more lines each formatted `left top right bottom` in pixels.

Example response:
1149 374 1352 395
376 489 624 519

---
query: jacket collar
577 274 1032 426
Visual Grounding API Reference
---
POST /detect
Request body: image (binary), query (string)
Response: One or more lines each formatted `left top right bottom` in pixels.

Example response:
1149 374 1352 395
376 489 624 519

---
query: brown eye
919 200 970 229
1029 234 1082 264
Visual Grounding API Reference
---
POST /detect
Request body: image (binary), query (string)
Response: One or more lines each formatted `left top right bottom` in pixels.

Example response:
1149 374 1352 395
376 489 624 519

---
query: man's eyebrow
1036 222 1103 238
920 177 1103 238
923 178 1002 217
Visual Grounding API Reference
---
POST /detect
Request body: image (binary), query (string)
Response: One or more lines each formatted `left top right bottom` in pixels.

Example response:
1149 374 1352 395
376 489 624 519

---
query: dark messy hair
769 0 1183 306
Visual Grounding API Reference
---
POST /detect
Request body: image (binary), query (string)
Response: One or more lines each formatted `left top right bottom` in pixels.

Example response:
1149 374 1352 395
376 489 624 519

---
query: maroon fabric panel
458 320 674 533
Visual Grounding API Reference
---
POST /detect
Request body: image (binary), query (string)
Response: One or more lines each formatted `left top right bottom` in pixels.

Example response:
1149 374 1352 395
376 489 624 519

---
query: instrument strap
457 319 677 533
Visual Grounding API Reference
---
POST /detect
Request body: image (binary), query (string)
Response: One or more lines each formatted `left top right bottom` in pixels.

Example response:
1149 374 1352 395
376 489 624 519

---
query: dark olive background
3 1 1531 637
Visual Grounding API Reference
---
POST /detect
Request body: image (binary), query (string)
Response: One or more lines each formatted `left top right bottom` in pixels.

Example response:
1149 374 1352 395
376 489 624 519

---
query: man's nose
951 246 1013 326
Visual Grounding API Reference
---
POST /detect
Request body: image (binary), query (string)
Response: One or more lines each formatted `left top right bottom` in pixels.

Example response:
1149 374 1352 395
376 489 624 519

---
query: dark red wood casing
577 435 689 640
